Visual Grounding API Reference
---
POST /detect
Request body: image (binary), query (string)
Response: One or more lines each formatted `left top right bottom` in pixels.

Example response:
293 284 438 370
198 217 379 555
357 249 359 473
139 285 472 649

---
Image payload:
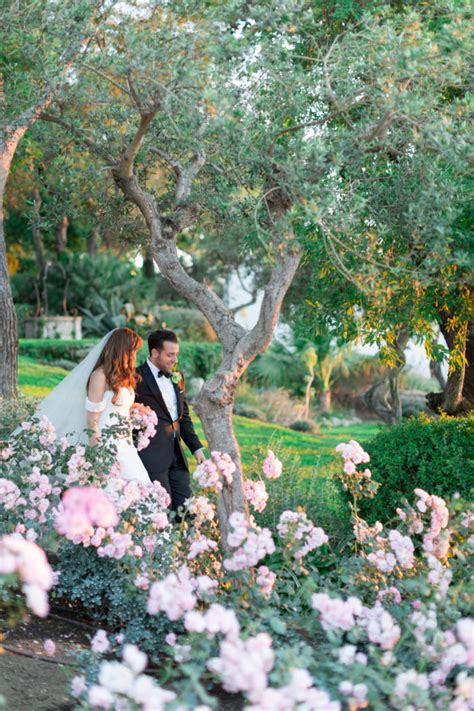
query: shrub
2 420 474 710
359 413 474 523
19 338 98 363
289 419 319 434
235 383 305 426
19 338 222 380
233 402 266 420
177 341 222 380
0 394 38 441
53 543 171 650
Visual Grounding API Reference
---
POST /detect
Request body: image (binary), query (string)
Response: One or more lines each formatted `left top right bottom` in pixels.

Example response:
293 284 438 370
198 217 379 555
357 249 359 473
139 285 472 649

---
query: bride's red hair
89 328 142 403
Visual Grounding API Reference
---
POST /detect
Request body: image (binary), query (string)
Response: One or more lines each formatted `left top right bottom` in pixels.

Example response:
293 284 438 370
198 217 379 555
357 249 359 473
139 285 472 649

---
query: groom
135 329 205 511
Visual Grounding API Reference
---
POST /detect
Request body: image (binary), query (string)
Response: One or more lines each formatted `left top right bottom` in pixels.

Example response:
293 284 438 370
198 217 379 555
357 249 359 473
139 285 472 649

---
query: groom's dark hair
148 329 179 354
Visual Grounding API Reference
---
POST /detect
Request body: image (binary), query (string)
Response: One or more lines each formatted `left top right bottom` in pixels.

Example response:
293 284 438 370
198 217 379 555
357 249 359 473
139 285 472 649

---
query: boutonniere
171 371 181 385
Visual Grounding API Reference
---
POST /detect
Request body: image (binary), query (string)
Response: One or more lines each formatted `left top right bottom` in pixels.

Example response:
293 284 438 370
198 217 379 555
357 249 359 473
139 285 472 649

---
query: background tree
0 0 121 397
286 0 473 416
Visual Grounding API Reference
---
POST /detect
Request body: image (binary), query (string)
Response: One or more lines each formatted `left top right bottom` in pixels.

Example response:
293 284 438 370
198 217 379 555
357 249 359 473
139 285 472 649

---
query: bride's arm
86 369 107 446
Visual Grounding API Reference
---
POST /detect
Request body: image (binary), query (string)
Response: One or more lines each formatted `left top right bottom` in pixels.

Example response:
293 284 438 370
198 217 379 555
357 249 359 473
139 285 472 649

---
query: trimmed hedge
359 413 474 523
19 339 97 363
19 338 222 380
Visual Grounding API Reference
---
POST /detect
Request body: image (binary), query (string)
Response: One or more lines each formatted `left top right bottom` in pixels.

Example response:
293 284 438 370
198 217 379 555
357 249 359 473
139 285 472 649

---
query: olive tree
39 0 473 536
0 0 121 397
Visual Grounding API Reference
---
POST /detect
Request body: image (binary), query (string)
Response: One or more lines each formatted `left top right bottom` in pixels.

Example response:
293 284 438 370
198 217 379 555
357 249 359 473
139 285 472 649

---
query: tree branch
230 294 258 314
82 63 131 96
240 242 302 361
119 111 158 178
3 1 109 143
274 94 367 139
323 34 355 129
112 120 244 345
39 113 114 162
150 146 206 204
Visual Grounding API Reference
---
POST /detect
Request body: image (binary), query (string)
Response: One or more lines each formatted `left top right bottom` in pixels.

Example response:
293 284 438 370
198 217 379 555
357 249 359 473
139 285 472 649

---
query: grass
18 356 71 398
18 356 381 541
18 355 379 467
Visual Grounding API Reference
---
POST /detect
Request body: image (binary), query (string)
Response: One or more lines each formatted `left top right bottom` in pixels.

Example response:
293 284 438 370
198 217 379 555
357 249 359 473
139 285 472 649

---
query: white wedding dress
85 387 150 484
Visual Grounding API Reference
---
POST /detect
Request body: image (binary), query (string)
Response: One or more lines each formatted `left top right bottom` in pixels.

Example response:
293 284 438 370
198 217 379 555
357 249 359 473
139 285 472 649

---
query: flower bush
0 414 174 649
0 533 54 625
1 420 473 710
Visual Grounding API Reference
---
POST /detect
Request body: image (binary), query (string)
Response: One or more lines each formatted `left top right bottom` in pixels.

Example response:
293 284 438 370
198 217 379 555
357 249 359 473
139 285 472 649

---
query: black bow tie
157 370 171 379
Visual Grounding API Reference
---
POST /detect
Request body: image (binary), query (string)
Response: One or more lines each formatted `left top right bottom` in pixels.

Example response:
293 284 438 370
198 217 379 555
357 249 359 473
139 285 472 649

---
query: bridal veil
31 329 117 443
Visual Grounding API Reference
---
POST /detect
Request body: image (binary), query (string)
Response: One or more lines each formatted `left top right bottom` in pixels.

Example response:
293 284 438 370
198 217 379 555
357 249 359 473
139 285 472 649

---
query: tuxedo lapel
173 381 183 418
140 363 172 421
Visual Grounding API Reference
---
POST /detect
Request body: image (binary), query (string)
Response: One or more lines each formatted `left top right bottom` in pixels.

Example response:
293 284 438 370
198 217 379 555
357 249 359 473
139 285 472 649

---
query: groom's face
150 341 179 373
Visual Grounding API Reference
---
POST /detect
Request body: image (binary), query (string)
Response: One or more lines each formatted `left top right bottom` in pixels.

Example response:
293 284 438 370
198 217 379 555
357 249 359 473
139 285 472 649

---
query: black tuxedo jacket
135 361 203 475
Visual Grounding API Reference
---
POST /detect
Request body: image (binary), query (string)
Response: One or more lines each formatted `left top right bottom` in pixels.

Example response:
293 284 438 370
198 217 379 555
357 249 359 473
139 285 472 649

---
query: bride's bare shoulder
89 367 106 382
88 368 107 394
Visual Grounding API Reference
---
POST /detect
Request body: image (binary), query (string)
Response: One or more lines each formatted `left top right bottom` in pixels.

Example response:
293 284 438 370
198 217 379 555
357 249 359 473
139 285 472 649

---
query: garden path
0 615 243 710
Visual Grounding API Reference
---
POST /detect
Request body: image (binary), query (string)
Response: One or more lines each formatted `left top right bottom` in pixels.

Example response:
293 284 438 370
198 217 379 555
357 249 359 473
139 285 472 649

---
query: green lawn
19 354 379 466
19 355 72 398
18 355 381 539
190 413 379 470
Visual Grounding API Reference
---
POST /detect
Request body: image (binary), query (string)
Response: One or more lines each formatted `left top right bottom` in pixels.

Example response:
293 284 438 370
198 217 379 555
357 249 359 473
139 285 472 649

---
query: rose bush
1 421 473 709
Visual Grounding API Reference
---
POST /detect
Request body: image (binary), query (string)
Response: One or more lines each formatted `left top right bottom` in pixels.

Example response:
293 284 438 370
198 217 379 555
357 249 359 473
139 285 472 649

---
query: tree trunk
31 187 46 276
463 320 474 407
319 389 331 413
102 227 114 250
0 2 109 401
55 214 68 256
0 149 19 399
142 247 155 278
364 329 409 424
429 357 447 390
195 372 247 545
427 311 473 416
302 372 314 420
87 225 100 256
110 112 303 546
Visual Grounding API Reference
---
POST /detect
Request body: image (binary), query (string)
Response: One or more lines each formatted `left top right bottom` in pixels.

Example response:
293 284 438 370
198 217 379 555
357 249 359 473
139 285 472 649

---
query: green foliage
158 306 217 342
12 253 154 334
248 342 306 394
360 414 474 523
19 339 97 363
289 420 318 433
256 448 351 541
0 393 38 441
283 0 473 365
18 339 222 381
53 544 171 651
173 341 222 380
17 356 69 398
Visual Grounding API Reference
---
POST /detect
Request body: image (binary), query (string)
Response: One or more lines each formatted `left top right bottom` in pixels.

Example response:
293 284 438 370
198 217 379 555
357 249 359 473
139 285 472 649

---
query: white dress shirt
147 358 178 421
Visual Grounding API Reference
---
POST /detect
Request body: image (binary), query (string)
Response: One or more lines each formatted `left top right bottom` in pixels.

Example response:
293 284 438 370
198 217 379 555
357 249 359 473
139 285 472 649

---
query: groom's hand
194 449 205 464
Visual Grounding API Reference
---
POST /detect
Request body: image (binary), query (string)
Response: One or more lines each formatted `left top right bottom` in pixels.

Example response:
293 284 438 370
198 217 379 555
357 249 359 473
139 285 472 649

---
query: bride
35 328 151 484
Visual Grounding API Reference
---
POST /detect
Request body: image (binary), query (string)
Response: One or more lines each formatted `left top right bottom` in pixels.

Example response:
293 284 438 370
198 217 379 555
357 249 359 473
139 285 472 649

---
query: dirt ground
0 615 90 710
0 615 243 711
